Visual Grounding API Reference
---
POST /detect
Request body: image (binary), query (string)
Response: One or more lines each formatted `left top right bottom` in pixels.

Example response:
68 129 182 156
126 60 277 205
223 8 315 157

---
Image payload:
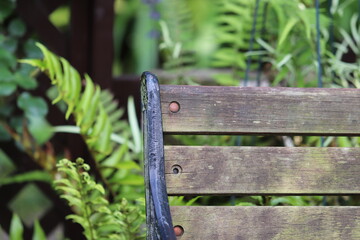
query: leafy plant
8 214 46 240
55 158 145 240
19 43 145 239
211 0 330 87
21 43 143 201
0 0 54 172
158 0 196 71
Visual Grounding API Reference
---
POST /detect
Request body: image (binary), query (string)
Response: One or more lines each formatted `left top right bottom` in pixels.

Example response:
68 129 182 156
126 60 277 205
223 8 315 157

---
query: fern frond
55 158 145 240
212 0 264 73
20 44 136 161
158 1 197 71
22 43 144 214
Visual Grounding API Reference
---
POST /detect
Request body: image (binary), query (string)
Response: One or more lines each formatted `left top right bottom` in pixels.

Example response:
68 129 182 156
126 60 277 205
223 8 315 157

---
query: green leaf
60 195 82 208
55 186 81 198
0 46 16 68
337 137 352 147
48 5 71 29
116 174 144 186
0 171 52 186
0 82 16 96
18 59 45 70
128 96 141 153
32 221 46 240
115 161 141 170
9 214 23 240
17 92 48 118
14 73 38 89
8 19 26 37
278 17 298 49
28 116 53 145
1 38 17 53
0 65 13 82
236 202 257 206
24 39 43 59
101 143 128 167
185 196 201 206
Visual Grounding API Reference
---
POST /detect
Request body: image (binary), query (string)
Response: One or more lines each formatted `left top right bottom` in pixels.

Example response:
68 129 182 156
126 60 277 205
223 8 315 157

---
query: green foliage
33 221 46 240
158 0 196 70
21 44 145 239
169 196 202 206
0 10 50 147
21 43 140 158
10 214 23 240
211 0 330 87
48 5 70 30
8 214 46 240
0 171 52 186
21 44 143 200
55 158 145 240
212 1 258 69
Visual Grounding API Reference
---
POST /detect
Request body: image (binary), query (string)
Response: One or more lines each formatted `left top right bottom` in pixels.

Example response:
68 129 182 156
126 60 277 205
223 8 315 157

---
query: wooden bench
141 71 360 239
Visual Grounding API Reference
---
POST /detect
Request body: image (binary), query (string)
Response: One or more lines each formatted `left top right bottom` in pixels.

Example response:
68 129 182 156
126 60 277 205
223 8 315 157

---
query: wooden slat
165 146 360 195
160 86 360 135
171 206 360 239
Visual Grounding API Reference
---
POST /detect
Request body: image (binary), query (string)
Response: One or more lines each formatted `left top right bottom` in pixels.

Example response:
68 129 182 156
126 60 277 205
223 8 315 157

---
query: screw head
169 101 180 113
174 225 184 236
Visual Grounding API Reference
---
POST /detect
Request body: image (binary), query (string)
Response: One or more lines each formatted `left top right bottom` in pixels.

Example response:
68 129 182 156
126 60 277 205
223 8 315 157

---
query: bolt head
169 101 180 113
174 225 184 236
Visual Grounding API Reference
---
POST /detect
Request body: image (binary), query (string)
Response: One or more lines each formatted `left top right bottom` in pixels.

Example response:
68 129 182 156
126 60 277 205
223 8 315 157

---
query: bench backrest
141 71 360 239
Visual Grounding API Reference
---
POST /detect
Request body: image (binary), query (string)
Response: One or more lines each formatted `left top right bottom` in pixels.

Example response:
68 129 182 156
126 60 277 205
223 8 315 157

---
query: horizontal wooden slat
171 206 360 239
165 146 360 195
160 86 360 135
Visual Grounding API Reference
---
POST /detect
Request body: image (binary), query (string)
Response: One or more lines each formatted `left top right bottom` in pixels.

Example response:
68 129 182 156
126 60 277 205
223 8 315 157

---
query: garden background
1 0 360 239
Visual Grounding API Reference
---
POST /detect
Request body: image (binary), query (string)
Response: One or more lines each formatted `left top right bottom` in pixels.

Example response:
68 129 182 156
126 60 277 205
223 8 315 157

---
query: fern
159 1 193 48
20 43 143 200
158 0 197 77
212 0 330 87
19 43 142 158
54 158 145 240
212 1 264 74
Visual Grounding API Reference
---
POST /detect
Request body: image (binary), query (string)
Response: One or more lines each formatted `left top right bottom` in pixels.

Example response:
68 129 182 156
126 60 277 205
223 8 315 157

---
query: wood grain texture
171 206 360 240
160 86 360 135
165 146 360 195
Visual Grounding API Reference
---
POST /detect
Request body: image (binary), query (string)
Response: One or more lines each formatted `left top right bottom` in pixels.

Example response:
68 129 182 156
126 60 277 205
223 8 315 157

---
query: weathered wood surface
170 206 360 239
160 86 360 135
165 146 360 195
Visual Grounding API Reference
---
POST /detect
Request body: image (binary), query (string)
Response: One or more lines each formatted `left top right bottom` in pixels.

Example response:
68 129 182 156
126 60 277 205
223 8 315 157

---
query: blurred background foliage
2 0 360 239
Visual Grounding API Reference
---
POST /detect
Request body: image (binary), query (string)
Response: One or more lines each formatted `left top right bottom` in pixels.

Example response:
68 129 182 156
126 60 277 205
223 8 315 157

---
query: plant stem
53 125 137 151
77 167 96 240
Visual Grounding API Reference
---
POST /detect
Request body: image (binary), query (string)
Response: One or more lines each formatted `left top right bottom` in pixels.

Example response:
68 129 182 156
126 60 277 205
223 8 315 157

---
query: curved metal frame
141 72 176 240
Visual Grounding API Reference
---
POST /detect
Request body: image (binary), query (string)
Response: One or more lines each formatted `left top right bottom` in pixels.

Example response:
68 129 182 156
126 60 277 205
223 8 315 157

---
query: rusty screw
169 101 180 113
174 225 184 236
